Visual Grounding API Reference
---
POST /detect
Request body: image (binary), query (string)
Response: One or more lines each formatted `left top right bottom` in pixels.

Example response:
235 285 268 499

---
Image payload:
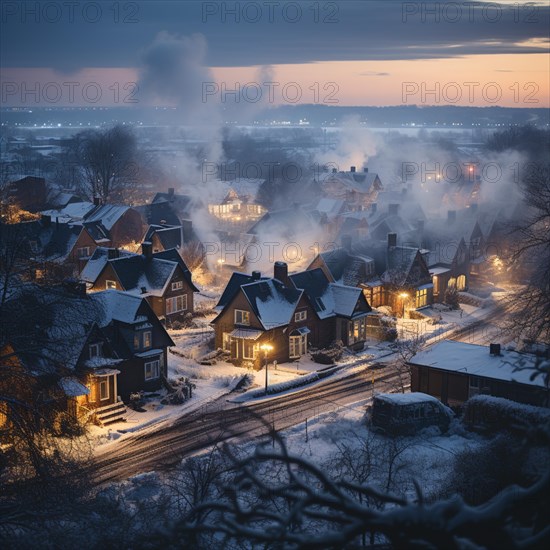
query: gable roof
81 247 198 295
215 272 267 311
144 224 184 250
317 247 375 287
247 205 315 237
83 204 130 231
289 268 370 319
240 279 303 330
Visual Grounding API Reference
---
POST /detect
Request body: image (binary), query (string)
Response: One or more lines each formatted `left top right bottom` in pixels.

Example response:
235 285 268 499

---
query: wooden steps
94 398 127 426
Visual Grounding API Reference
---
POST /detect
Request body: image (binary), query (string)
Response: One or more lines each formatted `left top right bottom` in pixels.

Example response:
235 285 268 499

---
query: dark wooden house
80 244 198 323
409 340 549 409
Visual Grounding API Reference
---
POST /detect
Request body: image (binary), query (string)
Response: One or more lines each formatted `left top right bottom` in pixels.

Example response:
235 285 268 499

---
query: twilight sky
1 0 549 108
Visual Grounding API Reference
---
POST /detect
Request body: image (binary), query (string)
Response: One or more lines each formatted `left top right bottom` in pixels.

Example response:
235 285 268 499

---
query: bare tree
176 426 550 549
504 165 550 344
72 125 140 204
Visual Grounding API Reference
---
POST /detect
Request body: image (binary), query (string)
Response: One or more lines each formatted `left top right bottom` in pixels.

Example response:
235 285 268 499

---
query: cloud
359 72 390 77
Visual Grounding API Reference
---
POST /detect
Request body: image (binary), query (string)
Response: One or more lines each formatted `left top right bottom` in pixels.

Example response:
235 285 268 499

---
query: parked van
370 392 453 435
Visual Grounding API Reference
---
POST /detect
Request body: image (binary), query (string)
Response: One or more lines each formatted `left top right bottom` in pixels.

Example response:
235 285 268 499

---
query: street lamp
261 343 274 395
399 292 409 318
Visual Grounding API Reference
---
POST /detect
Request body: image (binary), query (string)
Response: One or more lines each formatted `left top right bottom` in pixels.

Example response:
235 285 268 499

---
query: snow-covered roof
409 341 549 388
241 279 302 330
83 204 130 230
375 392 442 406
42 201 95 221
91 290 145 325
59 377 89 397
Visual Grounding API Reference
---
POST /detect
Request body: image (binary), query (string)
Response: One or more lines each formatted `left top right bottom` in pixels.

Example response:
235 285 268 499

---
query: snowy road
93 365 402 484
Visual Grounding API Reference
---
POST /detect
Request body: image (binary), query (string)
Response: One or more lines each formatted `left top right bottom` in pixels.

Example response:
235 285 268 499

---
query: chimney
274 261 289 286
107 248 120 260
332 168 337 174
141 286 147 295
168 187 174 197
388 203 400 216
341 234 352 252
41 214 51 227
251 270 261 280
447 210 457 223
55 216 59 229
489 343 501 356
363 167 369 173
416 219 425 233
142 241 153 259
93 196 101 206
350 166 356 173
371 202 377 214
387 233 397 248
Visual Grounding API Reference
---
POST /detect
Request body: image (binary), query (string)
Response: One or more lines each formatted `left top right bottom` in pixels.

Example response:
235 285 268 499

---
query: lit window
89 343 102 358
416 288 428 308
145 360 160 381
294 310 307 322
171 280 184 291
348 318 366 344
222 332 231 351
243 340 257 359
134 333 140 349
99 379 109 401
235 309 250 325
289 334 307 358
166 295 187 314
143 331 152 349
106 280 117 290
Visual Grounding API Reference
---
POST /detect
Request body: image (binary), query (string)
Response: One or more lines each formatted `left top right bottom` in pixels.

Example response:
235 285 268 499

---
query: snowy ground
107 403 485 514
89 286 510 449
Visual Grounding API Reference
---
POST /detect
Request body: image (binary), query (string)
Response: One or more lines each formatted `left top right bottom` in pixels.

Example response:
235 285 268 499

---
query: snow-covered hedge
463 394 550 432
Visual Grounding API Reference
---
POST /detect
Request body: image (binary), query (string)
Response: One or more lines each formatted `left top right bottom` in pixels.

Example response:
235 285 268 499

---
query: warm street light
261 343 274 395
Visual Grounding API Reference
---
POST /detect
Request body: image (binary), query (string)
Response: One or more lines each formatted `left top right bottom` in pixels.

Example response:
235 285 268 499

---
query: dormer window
89 343 102 359
235 309 250 325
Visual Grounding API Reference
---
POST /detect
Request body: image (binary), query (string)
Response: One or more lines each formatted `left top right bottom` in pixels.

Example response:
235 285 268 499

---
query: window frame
294 310 307 322
234 309 250 326
89 343 102 359
289 334 307 359
144 360 160 381
99 378 109 401
77 246 91 258
105 280 117 290
171 280 184 291
166 294 188 315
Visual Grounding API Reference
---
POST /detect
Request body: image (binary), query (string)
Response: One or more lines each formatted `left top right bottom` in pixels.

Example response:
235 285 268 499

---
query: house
316 166 382 209
0 283 175 429
41 200 144 268
409 340 549 408
141 188 197 225
288 267 373 350
311 233 433 314
211 261 373 368
206 178 267 229
1 215 84 280
142 223 195 252
307 237 380 306
80 244 198 323
4 176 48 212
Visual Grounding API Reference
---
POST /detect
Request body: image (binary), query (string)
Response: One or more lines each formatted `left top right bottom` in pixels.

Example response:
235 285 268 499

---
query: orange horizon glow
1 52 549 108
